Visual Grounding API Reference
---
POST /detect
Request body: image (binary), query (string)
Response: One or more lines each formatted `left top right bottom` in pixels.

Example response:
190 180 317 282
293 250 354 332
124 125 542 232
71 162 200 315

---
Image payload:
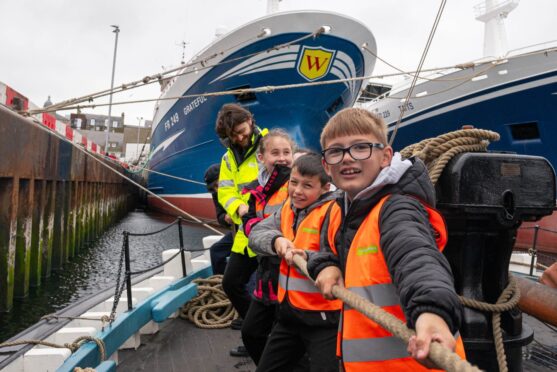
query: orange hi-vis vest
243 181 289 237
256 181 289 219
278 199 342 312
327 195 466 371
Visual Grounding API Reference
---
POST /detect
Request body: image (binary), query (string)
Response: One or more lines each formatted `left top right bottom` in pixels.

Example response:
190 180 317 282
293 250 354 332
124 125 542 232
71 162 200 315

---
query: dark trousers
209 232 233 275
222 251 258 319
256 321 339 372
241 300 277 365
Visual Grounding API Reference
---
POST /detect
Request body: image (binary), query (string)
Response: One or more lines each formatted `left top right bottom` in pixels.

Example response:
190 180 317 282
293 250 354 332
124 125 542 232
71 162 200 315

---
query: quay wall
0 105 134 312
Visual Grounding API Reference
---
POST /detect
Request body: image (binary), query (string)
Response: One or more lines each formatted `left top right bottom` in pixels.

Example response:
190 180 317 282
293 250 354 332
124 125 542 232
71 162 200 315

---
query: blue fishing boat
146 10 376 218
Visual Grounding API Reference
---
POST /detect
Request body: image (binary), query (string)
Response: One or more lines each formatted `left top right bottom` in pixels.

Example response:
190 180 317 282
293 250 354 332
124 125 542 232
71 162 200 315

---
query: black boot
229 345 249 357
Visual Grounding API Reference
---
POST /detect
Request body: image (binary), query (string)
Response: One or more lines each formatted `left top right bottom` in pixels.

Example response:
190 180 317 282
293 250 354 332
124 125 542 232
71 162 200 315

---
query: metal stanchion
529 225 540 276
123 232 133 311
178 217 187 277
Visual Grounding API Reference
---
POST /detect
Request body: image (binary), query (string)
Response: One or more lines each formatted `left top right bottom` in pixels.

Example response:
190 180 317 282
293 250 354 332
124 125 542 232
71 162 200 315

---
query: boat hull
147 11 376 217
364 48 557 255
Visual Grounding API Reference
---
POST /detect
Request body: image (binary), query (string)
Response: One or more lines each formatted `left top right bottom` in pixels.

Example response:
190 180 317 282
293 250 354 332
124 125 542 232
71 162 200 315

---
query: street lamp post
136 116 143 160
104 25 120 154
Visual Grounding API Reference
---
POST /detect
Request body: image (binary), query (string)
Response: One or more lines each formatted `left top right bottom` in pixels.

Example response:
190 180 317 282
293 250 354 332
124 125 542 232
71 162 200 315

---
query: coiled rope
179 275 238 329
291 255 481 372
401 127 520 372
400 128 501 185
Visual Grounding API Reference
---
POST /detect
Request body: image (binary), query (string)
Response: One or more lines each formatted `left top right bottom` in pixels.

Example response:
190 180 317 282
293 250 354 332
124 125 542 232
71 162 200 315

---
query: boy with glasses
303 108 466 371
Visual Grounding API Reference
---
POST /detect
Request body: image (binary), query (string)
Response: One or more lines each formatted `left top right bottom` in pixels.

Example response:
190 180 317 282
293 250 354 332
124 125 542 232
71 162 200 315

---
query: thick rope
180 275 238 329
402 127 519 372
400 128 501 184
459 277 520 372
291 255 481 372
0 335 106 361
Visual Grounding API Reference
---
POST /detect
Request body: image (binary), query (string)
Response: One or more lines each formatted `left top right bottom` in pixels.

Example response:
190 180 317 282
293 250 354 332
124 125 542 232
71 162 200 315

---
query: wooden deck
118 317 256 372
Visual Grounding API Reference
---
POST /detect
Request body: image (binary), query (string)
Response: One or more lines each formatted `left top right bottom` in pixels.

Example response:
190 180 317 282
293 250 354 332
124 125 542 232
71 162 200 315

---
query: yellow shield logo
296 46 336 81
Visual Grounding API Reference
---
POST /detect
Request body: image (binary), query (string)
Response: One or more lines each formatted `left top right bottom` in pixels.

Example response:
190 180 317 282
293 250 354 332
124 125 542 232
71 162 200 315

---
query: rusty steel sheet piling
0 105 135 312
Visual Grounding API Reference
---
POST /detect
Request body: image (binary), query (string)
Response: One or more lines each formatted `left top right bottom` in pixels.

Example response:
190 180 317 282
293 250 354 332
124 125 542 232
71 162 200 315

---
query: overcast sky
1 0 555 126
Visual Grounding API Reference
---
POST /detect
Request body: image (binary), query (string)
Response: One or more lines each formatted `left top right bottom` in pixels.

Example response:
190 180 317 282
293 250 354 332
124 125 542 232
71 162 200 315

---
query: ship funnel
474 0 519 58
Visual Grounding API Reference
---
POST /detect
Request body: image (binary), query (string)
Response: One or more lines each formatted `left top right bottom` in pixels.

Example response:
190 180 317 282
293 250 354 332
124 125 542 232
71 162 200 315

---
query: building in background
123 120 152 163
70 112 125 157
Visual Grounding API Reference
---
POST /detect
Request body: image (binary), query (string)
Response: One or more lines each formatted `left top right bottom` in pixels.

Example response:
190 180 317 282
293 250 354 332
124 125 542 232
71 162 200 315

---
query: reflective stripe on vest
326 194 465 371
278 199 342 312
278 272 321 293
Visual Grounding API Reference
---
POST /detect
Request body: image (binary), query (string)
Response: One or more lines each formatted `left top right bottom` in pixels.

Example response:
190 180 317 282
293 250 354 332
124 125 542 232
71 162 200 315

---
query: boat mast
474 0 519 58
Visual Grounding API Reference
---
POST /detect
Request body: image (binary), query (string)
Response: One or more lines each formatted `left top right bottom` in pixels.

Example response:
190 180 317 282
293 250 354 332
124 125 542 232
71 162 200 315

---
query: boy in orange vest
301 108 466 371
249 153 341 372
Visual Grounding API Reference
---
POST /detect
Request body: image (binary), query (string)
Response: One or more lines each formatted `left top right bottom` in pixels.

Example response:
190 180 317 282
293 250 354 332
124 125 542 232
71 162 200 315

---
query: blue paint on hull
147 33 366 197
390 73 557 170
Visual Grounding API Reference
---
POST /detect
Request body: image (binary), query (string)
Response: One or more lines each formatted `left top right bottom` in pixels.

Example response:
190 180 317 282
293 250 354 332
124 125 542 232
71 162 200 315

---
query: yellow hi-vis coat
217 127 268 257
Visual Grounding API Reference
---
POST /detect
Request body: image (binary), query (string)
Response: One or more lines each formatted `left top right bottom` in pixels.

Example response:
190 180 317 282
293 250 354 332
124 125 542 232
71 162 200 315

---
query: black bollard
436 152 556 371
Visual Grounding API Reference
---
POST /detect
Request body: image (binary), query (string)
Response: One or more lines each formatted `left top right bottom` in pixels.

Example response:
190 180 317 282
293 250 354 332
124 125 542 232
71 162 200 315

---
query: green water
0 210 216 342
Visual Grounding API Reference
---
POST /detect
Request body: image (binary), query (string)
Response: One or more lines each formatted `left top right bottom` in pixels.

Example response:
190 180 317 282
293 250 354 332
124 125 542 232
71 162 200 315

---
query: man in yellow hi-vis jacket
216 104 267 355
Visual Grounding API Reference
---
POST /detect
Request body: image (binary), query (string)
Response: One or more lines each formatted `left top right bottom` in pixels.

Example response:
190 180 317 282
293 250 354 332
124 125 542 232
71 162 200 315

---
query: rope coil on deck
180 275 238 329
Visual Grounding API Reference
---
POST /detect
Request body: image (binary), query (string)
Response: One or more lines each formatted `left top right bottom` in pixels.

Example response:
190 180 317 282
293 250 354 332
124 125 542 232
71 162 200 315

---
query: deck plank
118 317 255 372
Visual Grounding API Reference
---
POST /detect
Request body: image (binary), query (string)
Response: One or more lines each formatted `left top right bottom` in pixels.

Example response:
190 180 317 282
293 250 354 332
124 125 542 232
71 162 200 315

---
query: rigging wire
389 0 447 147
33 65 479 114
31 28 325 116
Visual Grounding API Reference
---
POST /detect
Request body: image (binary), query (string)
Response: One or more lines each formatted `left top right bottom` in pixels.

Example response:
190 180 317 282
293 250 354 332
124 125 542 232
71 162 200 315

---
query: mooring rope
21 114 224 236
28 28 325 116
0 335 106 362
401 127 521 372
389 0 447 147
179 275 238 329
400 128 501 185
291 255 481 372
459 277 520 372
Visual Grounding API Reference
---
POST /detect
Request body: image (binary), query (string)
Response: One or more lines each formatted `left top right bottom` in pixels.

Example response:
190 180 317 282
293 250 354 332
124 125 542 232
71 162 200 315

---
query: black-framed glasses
321 142 385 165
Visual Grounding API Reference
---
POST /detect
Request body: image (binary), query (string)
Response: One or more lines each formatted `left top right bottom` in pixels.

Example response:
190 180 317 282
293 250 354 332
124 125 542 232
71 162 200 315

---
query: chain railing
110 217 209 318
515 224 557 276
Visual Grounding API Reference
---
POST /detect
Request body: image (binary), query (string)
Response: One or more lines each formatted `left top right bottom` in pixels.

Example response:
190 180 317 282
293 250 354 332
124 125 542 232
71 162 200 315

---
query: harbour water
0 209 221 342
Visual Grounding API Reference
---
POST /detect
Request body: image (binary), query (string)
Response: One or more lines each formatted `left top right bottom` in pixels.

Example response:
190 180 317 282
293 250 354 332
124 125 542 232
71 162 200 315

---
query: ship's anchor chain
291 255 481 372
179 275 239 329
107 238 128 324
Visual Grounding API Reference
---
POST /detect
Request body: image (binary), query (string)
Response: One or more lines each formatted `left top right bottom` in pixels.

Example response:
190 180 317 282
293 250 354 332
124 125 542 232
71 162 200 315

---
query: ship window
358 83 391 103
509 122 540 141
231 85 256 103
327 96 343 115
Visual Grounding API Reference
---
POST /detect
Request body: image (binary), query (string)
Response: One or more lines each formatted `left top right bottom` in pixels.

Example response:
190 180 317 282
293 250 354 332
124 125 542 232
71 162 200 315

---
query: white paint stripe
210 46 300 84
391 73 557 130
237 61 296 77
